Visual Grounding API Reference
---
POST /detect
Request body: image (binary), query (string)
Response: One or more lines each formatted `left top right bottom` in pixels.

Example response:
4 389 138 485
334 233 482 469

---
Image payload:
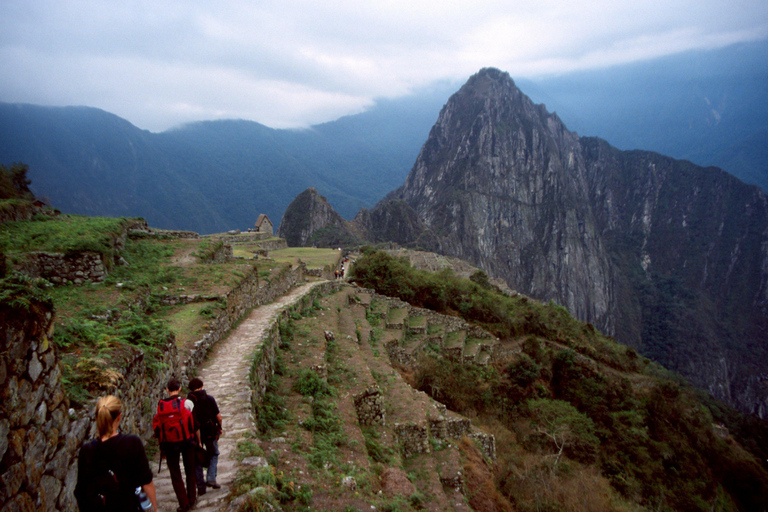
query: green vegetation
195 239 226 263
232 466 312 509
270 247 341 269
0 210 301 409
353 249 640 372
355 248 768 511
0 163 33 200
0 214 132 267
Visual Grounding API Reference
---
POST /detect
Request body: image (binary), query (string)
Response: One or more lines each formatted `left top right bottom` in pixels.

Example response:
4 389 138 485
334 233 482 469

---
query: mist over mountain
0 84 454 234
0 41 766 236
520 40 768 191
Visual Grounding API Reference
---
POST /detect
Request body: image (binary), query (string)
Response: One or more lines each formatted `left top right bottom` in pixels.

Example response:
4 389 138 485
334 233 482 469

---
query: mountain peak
276 187 351 247
458 67 519 99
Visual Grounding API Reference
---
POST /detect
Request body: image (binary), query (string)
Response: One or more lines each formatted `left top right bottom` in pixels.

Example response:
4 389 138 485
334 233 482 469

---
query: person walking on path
153 378 197 512
187 378 223 496
75 395 157 512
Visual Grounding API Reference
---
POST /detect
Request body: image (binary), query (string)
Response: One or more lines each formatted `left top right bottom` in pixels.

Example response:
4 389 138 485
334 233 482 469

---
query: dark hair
167 378 181 392
188 378 203 391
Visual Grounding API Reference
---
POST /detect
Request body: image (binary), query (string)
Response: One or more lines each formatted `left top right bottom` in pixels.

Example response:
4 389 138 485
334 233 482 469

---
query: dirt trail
153 281 325 512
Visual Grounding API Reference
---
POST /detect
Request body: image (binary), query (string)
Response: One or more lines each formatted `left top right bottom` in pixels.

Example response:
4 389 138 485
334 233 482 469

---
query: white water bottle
135 487 153 512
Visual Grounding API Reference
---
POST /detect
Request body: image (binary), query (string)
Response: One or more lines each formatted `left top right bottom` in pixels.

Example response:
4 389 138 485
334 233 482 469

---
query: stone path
153 281 324 512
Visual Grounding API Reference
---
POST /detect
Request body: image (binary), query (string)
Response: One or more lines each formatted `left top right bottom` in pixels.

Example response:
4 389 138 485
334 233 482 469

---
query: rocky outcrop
277 187 357 247
372 68 768 416
279 68 768 416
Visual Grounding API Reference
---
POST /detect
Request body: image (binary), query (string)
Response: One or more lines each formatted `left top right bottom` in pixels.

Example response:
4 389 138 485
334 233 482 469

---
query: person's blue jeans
196 438 219 492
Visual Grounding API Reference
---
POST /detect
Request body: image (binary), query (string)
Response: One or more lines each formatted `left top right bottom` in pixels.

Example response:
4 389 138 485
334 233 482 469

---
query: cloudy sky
1 0 766 132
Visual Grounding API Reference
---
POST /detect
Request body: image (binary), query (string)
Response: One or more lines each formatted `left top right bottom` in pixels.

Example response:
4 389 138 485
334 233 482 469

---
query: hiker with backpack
74 395 157 512
187 378 223 495
153 378 197 512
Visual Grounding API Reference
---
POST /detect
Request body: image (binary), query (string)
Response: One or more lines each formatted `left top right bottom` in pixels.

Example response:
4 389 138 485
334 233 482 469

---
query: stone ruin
353 385 386 426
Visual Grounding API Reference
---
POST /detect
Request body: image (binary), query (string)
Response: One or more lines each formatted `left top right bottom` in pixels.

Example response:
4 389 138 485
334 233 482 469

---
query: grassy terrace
269 247 341 269
0 214 302 407
0 214 132 264
49 234 282 406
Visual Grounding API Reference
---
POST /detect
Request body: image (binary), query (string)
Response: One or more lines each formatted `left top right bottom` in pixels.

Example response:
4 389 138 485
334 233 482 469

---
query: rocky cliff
276 187 358 247
282 68 768 416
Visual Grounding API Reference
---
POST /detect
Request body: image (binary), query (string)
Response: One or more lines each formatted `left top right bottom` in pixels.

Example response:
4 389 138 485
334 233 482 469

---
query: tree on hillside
526 398 599 471
0 163 34 199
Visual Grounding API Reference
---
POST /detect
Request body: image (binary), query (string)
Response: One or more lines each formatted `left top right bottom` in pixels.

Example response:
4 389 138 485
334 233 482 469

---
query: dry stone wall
1 256 317 511
18 251 107 284
0 294 180 512
353 386 386 426
249 281 341 426
16 219 134 286
352 285 498 460
181 263 307 380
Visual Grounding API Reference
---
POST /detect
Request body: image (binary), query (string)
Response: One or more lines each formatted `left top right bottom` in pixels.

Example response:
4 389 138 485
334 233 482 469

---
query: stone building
255 214 273 235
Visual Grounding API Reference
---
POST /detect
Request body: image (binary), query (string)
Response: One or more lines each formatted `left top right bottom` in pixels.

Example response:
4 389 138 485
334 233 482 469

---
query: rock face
277 187 359 247
375 68 768 416
282 68 768 416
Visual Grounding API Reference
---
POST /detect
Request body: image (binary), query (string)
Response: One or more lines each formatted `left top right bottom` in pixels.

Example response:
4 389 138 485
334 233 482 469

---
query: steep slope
277 187 361 247
371 68 768 416
520 39 768 192
284 68 768 416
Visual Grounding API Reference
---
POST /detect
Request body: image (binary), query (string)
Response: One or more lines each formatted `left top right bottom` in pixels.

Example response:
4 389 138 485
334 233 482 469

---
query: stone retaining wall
353 386 386 426
394 423 430 458
0 298 179 512
209 233 273 244
0 259 321 511
249 281 342 427
129 224 200 239
253 239 288 251
18 251 107 284
16 219 134 286
181 264 308 380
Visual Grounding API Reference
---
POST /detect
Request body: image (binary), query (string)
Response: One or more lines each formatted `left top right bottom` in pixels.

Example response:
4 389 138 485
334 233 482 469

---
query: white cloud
0 0 766 131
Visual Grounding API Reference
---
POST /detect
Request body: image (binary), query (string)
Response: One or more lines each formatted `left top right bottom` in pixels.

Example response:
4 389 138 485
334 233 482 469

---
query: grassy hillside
0 213 313 407
348 248 768 511
4 212 768 511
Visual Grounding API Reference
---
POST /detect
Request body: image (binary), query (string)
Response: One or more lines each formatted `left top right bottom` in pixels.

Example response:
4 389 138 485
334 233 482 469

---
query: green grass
0 217 270 409
164 301 223 347
270 247 341 268
0 214 132 262
407 315 426 328
386 307 408 324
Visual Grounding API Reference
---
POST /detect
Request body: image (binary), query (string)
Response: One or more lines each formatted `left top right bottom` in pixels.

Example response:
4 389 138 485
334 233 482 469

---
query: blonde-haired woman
74 395 157 511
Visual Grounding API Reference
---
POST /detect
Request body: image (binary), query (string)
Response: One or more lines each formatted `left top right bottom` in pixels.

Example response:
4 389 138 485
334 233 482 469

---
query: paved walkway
153 281 324 512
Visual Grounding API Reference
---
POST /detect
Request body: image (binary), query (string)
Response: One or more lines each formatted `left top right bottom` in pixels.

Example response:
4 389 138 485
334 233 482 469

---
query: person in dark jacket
188 377 222 495
75 395 157 511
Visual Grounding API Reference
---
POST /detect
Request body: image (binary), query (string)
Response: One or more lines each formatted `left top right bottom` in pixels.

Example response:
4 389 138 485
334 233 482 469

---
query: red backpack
152 397 195 444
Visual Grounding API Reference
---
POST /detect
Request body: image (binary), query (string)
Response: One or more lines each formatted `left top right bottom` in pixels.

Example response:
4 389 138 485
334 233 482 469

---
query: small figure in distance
187 378 223 495
153 378 197 512
74 395 158 512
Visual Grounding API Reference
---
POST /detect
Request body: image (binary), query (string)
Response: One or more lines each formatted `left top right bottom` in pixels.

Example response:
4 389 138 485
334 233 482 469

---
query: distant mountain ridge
283 68 768 417
0 88 451 233
1 41 766 235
